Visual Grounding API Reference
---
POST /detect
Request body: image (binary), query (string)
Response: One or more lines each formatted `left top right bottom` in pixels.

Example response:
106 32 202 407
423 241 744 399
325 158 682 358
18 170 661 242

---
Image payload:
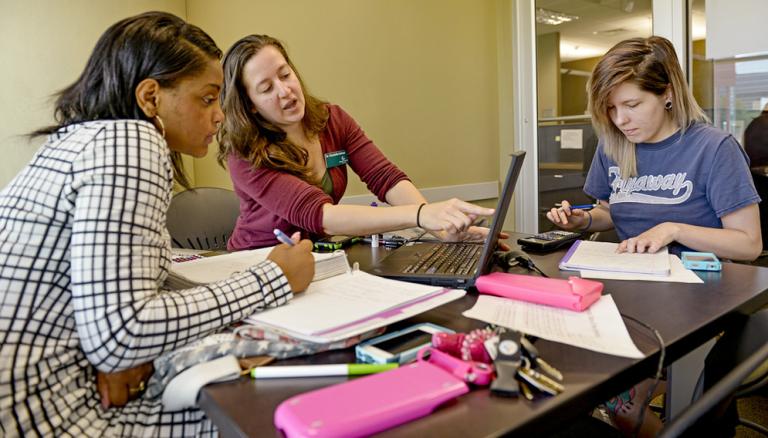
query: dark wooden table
199 235 768 437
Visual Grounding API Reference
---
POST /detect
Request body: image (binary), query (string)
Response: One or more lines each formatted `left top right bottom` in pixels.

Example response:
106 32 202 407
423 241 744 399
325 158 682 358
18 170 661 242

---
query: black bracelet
416 203 427 228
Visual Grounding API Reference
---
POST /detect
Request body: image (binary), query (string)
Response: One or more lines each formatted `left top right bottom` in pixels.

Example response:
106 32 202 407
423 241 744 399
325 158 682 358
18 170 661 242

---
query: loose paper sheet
580 255 703 283
463 294 644 358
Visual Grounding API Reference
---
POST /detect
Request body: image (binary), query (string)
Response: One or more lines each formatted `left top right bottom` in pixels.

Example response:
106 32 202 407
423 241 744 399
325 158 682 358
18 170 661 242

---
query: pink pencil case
475 272 603 312
274 351 470 437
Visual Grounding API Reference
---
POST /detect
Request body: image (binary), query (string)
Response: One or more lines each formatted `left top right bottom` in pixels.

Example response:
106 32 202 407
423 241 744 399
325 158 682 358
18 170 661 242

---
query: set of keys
490 330 564 399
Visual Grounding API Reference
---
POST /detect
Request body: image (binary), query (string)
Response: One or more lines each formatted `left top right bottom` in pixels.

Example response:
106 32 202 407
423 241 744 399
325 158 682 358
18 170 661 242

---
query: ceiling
536 0 706 62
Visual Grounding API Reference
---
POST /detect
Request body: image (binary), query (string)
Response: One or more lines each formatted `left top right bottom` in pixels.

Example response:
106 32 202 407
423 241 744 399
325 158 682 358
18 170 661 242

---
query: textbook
168 248 465 343
558 240 671 276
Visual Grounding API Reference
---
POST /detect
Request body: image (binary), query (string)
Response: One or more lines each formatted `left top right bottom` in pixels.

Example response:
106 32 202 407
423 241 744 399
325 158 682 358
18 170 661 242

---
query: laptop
370 151 526 288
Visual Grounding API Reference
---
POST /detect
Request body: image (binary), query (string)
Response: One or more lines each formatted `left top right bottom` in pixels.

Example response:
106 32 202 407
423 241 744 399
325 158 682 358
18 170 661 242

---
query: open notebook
559 240 671 276
167 247 349 289
168 249 465 343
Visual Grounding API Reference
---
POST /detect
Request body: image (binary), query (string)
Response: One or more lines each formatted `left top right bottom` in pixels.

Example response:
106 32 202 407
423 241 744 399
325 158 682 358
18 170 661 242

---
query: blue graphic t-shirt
584 122 759 248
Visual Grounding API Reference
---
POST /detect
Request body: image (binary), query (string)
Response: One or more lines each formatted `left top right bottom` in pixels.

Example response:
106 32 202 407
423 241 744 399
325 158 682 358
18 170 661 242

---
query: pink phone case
475 272 603 311
274 360 469 437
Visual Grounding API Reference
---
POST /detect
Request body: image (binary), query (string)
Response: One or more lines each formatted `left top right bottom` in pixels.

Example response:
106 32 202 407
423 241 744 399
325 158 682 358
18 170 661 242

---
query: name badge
324 150 349 168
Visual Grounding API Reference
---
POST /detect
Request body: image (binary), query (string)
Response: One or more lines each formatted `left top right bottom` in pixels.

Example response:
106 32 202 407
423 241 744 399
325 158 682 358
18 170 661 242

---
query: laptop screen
472 150 526 279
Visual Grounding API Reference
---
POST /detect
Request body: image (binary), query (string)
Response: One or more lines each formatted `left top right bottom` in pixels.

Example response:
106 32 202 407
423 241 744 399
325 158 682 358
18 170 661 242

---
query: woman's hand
97 362 154 409
546 200 590 231
618 222 679 254
418 199 494 234
267 232 314 292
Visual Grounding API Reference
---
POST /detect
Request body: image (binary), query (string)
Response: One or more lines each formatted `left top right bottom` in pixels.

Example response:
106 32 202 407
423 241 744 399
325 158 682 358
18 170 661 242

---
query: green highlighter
250 363 398 379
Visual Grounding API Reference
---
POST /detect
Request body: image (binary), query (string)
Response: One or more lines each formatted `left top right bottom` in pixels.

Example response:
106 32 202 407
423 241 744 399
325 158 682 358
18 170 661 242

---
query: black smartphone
313 235 361 251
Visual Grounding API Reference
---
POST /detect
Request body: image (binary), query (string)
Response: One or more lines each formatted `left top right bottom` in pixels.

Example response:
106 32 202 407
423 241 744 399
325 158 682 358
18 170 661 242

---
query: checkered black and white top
0 120 292 437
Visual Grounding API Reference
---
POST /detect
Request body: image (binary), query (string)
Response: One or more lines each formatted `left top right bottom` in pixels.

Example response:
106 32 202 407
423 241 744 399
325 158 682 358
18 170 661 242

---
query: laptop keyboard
403 243 482 275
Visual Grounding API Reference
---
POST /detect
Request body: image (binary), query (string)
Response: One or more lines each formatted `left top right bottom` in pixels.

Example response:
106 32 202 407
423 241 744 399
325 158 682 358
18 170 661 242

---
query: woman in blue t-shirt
547 36 761 262
548 36 761 438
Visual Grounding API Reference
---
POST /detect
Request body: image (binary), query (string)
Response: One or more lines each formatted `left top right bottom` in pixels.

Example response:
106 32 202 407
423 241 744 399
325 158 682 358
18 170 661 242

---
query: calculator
517 230 581 252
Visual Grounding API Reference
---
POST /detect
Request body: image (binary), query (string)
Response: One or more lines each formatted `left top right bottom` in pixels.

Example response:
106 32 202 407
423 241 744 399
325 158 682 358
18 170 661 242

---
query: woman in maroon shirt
219 34 495 249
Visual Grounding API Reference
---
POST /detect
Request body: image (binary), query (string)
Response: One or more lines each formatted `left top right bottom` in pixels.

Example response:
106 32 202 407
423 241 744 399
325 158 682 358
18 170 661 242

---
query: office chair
659 311 768 438
166 187 240 250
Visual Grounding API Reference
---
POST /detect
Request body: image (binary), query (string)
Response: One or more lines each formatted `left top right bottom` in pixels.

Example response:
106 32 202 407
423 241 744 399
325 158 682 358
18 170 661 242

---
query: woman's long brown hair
218 35 328 183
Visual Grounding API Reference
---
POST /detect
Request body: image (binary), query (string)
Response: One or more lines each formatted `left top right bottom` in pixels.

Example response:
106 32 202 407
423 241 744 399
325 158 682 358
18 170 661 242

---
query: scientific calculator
517 230 581 252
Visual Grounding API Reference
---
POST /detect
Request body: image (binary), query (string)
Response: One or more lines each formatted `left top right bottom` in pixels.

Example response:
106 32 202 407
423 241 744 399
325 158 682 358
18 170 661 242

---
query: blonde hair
217 35 328 183
587 36 708 177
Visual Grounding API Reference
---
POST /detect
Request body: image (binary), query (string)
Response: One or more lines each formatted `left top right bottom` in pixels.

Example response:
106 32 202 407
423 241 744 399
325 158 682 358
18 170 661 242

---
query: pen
273 229 295 246
250 363 398 379
370 202 380 247
556 203 595 211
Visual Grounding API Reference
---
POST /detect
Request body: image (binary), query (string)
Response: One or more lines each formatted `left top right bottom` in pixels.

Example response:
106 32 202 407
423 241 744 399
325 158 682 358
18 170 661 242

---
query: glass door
533 0 654 232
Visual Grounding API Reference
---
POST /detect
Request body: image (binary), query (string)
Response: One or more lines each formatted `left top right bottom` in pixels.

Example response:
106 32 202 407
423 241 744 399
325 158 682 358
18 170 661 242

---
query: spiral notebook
559 240 671 276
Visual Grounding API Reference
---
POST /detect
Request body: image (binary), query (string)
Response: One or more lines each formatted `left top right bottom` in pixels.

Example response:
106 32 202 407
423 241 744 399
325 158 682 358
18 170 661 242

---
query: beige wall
560 56 600 116
536 32 560 119
187 0 501 195
0 0 187 188
1 0 502 207
692 39 713 112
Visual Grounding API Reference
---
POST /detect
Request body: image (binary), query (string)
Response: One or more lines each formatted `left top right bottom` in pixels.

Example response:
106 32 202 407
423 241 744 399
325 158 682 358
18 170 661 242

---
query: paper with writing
580 255 703 283
560 240 670 276
168 246 465 343
247 271 456 340
169 248 347 286
463 294 644 358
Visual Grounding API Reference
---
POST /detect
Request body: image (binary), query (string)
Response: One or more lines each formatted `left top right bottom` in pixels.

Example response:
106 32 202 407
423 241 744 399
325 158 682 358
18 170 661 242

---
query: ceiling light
593 28 630 36
536 8 579 26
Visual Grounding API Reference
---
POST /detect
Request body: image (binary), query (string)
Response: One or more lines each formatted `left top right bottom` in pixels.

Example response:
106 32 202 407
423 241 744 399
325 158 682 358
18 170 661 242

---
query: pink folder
475 272 603 312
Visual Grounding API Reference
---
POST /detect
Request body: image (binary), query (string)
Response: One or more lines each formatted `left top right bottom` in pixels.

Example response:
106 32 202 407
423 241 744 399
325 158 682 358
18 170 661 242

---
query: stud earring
665 100 673 111
153 115 166 139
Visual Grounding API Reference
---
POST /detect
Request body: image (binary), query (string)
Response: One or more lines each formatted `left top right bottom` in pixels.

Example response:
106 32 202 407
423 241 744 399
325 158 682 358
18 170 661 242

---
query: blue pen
556 203 595 211
273 229 295 246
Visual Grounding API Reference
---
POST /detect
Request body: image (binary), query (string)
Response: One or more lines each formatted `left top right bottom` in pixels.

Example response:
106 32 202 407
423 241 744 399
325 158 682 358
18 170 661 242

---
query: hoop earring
153 115 166 139
665 100 673 111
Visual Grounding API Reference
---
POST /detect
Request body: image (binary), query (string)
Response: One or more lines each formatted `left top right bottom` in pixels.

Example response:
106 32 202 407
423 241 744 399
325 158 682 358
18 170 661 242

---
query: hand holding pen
268 229 314 293
545 200 595 232
274 228 298 246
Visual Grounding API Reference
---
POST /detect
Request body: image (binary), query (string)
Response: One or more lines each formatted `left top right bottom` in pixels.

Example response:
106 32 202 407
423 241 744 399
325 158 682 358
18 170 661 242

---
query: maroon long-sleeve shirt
227 104 410 250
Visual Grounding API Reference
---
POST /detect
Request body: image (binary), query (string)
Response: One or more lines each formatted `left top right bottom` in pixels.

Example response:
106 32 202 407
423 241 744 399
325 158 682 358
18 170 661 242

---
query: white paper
295 289 466 343
170 247 345 283
561 241 671 275
463 295 644 358
247 271 461 341
560 129 583 149
580 255 703 283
